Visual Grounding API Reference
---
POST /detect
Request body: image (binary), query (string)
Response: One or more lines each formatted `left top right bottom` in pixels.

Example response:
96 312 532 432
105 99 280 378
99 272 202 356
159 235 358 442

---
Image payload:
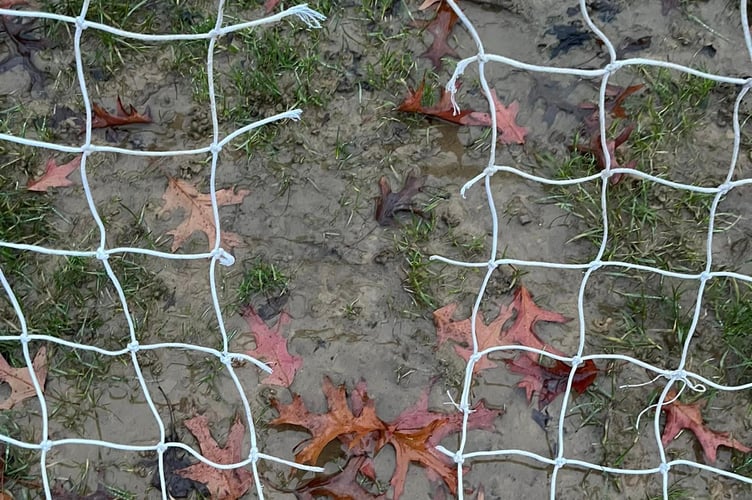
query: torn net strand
433 0 752 499
0 1 326 499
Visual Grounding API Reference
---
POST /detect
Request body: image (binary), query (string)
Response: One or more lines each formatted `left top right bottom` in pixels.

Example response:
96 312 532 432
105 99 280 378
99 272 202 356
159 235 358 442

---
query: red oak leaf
466 89 528 144
272 379 501 500
271 377 386 465
157 176 249 251
504 355 598 409
396 80 475 126
91 96 152 129
433 301 516 372
374 171 425 226
293 455 385 499
27 155 81 192
660 390 751 463
433 286 571 373
580 83 644 134
0 346 47 410
419 0 459 69
241 306 301 387
573 124 636 184
175 415 253 500
381 388 500 498
263 0 281 12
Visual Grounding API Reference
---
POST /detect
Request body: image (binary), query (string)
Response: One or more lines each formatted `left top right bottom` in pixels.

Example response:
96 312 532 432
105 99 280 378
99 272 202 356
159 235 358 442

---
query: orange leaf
466 89 528 144
157 176 249 252
271 377 385 465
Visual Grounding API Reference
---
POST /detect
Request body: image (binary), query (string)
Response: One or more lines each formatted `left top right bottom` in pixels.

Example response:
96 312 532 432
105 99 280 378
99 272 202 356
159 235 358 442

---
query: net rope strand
432 0 752 498
0 2 325 499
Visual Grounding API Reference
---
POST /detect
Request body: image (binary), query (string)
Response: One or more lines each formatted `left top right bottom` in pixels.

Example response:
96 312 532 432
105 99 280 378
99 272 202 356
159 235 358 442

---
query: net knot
719 182 733 195
19 333 29 345
219 352 232 365
39 440 53 452
483 165 496 177
452 451 465 464
81 144 93 155
469 352 484 366
127 341 140 353
554 457 567 468
249 446 259 463
209 143 222 155
75 16 88 31
570 355 583 368
487 260 497 272
659 462 670 474
213 248 235 266
208 28 221 39
95 248 108 261
604 62 621 74
156 442 168 454
667 369 687 382
699 271 710 283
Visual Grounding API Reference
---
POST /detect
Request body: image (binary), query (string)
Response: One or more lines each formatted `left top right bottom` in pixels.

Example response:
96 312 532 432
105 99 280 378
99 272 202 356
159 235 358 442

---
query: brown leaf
0 346 47 410
158 176 249 252
175 415 253 500
572 124 636 184
660 390 752 463
91 96 152 129
241 306 301 387
271 377 386 464
27 155 81 192
419 0 459 69
374 172 425 226
397 80 476 126
293 455 385 499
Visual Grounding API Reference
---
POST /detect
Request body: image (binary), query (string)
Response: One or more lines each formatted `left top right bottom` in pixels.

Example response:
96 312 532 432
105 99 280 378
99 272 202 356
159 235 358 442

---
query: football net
433 0 752 498
1 0 752 498
0 0 326 498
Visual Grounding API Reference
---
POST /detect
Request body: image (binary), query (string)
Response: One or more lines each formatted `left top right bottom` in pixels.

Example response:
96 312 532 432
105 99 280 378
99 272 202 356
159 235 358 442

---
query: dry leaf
175 415 253 500
0 347 47 410
241 306 301 387
91 96 152 129
158 176 249 252
27 155 81 192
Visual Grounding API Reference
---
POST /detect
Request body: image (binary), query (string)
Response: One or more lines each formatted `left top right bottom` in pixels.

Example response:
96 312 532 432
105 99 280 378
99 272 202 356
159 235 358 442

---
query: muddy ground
2 0 752 498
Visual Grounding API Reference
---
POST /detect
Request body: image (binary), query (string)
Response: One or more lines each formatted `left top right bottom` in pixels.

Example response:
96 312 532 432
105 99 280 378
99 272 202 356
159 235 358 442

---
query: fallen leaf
660 390 751 463
434 286 571 373
158 176 249 252
91 96 152 129
546 22 591 58
241 306 301 387
466 89 528 144
572 124 636 184
175 415 253 500
504 355 598 409
27 155 81 192
418 0 459 69
580 83 644 133
396 80 475 126
381 388 500 498
263 0 281 12
273 378 501 500
375 172 425 226
0 346 46 410
272 377 385 464
293 455 385 499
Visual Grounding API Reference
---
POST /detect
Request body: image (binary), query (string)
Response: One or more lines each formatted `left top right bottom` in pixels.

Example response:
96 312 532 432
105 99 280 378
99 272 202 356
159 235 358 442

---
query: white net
432 0 752 498
2 0 752 498
0 1 326 498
